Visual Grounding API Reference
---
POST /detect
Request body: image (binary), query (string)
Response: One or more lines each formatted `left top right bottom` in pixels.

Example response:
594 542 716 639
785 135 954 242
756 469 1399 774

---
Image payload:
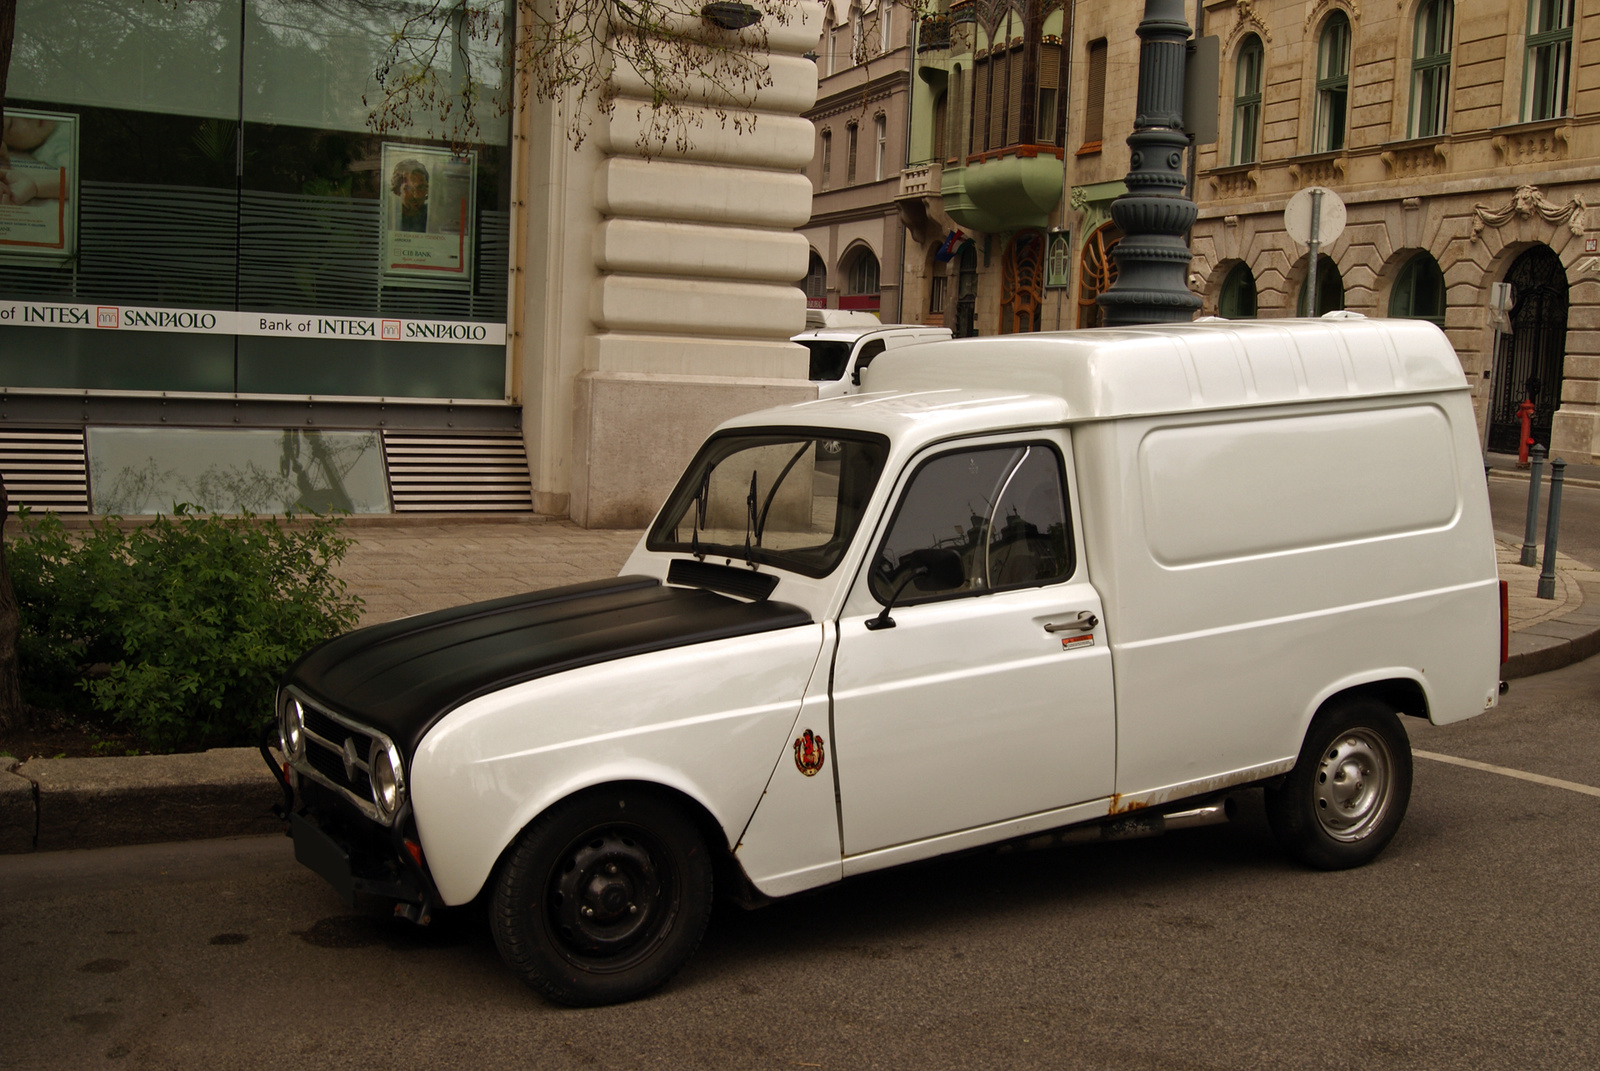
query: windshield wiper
743 469 758 568
754 441 812 546
691 468 710 561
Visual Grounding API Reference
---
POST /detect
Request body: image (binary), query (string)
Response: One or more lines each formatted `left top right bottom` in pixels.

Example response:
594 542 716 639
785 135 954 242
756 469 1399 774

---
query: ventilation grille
0 429 89 514
382 431 533 512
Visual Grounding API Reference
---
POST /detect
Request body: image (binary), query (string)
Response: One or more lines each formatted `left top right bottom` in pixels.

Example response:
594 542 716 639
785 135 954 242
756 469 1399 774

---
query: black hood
284 575 813 760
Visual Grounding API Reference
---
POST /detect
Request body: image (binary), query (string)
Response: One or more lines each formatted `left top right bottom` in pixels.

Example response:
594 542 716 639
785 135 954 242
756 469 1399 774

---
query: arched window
820 129 832 190
1389 252 1445 326
1296 254 1345 316
1314 13 1351 152
1219 262 1258 319
932 90 949 161
1077 222 1122 328
843 247 880 309
846 122 859 184
1232 35 1263 165
1524 0 1574 121
1411 2 1453 137
804 252 827 306
875 114 888 181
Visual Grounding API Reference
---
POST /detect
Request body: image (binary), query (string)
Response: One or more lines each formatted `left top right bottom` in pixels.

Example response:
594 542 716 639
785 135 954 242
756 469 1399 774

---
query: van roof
719 318 1469 447
790 325 948 343
861 317 1466 421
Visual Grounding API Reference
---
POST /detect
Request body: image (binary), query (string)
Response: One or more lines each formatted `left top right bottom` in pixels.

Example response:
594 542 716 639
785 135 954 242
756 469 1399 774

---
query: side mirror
866 548 965 630
903 547 964 592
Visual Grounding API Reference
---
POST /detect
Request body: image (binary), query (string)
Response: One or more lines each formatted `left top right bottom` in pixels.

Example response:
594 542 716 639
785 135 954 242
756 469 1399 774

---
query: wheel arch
1303 671 1431 736
481 778 761 908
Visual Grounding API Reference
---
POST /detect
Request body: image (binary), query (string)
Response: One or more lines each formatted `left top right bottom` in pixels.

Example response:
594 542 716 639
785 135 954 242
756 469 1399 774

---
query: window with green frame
1389 253 1446 326
1410 1 1452 138
1232 35 1263 165
1314 13 1351 153
1523 0 1574 121
1219 262 1257 319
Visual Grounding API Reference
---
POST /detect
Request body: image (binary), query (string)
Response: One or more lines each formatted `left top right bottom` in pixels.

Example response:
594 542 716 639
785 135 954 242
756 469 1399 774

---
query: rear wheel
490 787 713 1006
1265 698 1413 870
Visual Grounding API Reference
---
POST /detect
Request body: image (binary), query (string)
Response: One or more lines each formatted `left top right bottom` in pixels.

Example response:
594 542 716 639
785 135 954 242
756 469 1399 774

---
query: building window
804 252 827 306
1045 232 1071 289
1081 38 1107 153
1219 263 1258 319
1524 0 1574 121
1411 1 1452 137
851 3 863 63
846 123 858 184
875 114 887 181
1232 35 1263 164
1389 252 1446 326
821 130 832 190
881 3 892 53
933 90 949 161
947 67 963 162
929 273 948 315
1297 254 1345 315
1037 42 1062 146
1314 13 1350 153
843 247 880 310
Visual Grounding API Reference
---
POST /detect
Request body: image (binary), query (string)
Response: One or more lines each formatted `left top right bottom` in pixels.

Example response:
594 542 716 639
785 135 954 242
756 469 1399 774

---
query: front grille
292 696 384 819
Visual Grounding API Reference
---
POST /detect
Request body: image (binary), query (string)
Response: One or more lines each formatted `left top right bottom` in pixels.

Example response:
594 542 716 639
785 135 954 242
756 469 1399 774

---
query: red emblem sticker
793 729 826 777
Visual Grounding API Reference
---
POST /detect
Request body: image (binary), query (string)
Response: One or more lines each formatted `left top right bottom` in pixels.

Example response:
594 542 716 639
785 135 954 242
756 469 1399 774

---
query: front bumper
289 777 440 916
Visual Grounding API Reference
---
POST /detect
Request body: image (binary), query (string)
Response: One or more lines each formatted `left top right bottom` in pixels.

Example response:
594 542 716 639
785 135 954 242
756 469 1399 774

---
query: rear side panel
1074 390 1499 799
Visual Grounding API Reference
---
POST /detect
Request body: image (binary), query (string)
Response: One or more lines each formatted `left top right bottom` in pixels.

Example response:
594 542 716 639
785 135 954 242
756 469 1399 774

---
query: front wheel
490 787 713 1006
1265 698 1413 871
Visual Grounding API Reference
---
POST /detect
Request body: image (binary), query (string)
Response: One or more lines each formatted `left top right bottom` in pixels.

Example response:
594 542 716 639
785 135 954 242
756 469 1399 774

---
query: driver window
869 443 1074 604
853 338 888 376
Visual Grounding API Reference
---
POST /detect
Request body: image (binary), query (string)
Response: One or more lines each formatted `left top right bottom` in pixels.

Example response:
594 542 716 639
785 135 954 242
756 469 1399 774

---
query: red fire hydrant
1516 398 1537 467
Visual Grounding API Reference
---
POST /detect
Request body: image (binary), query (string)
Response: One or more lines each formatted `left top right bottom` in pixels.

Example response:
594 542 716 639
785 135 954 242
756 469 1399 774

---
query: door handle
1043 611 1098 634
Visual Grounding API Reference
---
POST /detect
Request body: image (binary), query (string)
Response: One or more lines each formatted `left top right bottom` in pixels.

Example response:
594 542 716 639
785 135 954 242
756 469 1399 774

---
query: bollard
1536 458 1566 600
1520 444 1545 567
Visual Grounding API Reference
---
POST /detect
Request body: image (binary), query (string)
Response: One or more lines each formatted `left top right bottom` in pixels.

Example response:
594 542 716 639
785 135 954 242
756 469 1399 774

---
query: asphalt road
1489 477 1600 567
3 653 1598 1070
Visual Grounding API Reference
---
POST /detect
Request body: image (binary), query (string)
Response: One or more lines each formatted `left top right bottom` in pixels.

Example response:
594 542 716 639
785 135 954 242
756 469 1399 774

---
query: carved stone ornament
1472 185 1589 241
1305 0 1359 27
1230 0 1272 45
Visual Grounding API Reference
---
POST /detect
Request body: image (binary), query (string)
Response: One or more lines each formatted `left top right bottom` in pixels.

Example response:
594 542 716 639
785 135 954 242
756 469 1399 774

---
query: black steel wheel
490 786 713 1006
1265 697 1413 871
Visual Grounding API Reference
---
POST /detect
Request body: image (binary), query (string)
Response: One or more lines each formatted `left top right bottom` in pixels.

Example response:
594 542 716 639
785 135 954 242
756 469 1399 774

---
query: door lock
1043 611 1098 634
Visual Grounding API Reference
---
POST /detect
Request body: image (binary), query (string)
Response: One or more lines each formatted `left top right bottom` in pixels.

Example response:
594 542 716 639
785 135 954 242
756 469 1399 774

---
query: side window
869 443 1074 604
852 338 888 381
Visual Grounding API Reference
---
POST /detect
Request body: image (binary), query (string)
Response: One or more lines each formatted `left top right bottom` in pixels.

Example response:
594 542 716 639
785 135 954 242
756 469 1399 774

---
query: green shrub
9 507 363 751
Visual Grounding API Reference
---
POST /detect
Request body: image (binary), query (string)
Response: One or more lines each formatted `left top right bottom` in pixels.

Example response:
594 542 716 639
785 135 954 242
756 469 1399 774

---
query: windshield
648 431 890 578
803 341 853 382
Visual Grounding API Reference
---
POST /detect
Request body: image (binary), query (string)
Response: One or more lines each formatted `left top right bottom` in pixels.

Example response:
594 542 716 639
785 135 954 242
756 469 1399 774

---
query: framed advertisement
380 143 475 290
0 108 78 263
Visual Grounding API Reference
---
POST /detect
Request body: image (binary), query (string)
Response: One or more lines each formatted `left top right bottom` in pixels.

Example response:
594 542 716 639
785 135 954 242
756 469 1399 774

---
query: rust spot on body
1107 793 1149 815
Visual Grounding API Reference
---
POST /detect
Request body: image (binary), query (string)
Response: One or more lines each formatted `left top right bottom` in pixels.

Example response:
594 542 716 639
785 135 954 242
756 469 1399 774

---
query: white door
831 435 1116 856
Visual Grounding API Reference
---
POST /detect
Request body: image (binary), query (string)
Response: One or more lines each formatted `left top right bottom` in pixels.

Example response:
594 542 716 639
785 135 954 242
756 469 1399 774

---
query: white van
792 323 953 398
278 317 1502 1006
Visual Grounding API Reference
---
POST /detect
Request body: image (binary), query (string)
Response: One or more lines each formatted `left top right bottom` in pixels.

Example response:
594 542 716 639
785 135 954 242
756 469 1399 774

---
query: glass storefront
0 0 513 401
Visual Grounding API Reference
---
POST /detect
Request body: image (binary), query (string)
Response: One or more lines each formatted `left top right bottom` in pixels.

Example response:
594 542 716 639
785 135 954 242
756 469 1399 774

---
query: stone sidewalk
3 517 1597 855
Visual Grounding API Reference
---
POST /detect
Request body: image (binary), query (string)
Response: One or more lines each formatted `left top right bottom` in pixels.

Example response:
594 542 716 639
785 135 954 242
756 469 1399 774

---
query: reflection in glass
88 428 389 514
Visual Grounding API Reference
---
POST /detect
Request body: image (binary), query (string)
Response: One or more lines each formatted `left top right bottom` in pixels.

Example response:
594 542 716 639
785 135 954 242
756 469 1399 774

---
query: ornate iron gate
1488 246 1568 454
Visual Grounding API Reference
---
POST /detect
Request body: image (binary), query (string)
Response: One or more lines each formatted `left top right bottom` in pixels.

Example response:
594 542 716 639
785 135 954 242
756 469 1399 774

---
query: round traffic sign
1285 186 1347 246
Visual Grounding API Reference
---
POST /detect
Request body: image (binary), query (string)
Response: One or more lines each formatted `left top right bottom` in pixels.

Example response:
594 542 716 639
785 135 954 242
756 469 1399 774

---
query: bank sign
0 301 506 346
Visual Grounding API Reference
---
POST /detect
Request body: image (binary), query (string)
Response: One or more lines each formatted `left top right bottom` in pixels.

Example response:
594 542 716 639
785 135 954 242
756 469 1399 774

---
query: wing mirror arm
865 568 925 631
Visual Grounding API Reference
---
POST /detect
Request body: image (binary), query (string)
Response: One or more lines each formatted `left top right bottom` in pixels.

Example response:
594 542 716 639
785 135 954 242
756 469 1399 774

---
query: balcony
941 147 1065 233
898 162 942 199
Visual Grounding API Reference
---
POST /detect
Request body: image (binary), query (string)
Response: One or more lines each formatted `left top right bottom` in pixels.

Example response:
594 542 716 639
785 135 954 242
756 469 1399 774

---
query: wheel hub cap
551 831 662 957
1314 729 1393 842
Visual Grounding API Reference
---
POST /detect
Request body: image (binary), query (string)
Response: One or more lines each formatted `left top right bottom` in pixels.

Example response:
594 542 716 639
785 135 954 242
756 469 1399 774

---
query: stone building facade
1182 0 1599 462
801 1 916 320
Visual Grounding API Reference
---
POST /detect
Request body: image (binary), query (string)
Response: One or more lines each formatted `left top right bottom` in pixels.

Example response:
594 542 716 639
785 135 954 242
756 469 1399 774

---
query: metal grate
0 429 89 513
382 431 534 512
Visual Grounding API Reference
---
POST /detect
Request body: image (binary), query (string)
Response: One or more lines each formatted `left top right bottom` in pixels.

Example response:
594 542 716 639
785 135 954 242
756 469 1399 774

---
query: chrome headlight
370 740 406 818
281 696 306 762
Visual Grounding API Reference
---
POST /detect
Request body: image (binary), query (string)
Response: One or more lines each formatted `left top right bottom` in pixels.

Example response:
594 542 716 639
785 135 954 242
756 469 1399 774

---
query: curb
2 748 283 855
1502 570 1600 680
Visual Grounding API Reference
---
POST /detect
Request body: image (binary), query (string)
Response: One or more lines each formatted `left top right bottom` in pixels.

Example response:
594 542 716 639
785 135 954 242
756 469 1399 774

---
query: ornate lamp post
1096 0 1203 326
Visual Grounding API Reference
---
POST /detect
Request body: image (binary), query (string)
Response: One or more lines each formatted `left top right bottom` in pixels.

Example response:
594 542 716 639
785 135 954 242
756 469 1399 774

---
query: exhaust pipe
998 797 1234 854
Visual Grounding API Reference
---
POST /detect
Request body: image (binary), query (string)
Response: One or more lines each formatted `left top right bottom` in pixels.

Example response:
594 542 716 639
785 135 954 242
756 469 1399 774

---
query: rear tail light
1499 579 1509 664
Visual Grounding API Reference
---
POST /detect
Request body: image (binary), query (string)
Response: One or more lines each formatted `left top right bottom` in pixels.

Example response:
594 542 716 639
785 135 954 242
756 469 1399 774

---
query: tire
1265 697 1413 871
490 786 714 1006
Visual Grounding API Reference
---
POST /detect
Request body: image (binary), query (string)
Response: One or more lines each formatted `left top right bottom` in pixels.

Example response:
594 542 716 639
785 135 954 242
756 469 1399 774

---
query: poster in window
1045 232 1071 289
381 144 475 289
0 109 78 262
